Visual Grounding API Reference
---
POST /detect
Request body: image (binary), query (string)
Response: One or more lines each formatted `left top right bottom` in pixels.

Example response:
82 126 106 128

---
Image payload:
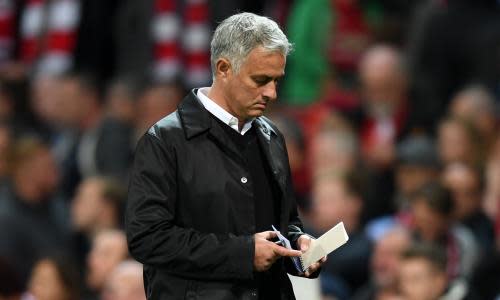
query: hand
253 231 302 272
297 234 327 277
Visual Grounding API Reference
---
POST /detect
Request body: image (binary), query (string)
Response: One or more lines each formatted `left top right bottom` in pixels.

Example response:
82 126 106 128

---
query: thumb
298 235 312 252
255 231 277 241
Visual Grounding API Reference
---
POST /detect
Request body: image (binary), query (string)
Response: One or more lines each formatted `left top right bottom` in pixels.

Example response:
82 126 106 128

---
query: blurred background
0 0 499 299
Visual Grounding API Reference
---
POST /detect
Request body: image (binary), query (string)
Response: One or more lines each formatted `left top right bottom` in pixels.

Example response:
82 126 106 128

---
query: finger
308 262 320 273
256 231 277 240
274 246 301 257
298 236 311 252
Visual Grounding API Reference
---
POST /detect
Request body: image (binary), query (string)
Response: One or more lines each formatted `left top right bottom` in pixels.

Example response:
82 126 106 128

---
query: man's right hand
253 231 302 272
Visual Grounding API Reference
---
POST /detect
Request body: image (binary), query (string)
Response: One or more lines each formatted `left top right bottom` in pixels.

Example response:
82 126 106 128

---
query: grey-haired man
126 13 325 299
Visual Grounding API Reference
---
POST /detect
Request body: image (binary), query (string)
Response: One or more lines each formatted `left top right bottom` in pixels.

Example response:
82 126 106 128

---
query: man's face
399 258 447 300
71 179 103 232
87 232 128 290
412 200 448 242
223 46 285 121
371 232 410 288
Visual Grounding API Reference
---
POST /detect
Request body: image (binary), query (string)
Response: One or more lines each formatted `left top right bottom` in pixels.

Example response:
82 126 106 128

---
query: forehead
240 46 286 76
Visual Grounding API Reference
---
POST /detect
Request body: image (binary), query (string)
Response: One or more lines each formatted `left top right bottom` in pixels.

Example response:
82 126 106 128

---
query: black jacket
126 90 306 299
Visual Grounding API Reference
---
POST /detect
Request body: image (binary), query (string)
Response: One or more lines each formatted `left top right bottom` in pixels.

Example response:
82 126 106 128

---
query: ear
214 58 232 80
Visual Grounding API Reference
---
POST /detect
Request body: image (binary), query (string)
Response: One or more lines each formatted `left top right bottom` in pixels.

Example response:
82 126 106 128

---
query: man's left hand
296 234 327 277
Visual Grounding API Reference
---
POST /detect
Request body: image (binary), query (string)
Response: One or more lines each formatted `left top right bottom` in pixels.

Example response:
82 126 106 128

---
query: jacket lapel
178 89 245 166
255 118 289 229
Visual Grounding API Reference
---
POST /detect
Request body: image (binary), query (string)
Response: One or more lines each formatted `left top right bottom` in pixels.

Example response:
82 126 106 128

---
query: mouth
254 102 267 109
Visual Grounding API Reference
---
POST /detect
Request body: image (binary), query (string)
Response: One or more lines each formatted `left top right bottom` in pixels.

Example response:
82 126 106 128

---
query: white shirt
197 87 253 135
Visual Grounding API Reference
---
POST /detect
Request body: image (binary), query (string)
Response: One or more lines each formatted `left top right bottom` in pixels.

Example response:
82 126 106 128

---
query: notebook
272 222 349 274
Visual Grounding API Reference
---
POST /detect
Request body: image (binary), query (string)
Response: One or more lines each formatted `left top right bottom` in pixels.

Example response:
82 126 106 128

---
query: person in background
309 126 359 179
309 170 372 299
0 137 68 285
346 44 412 222
442 162 494 250
133 80 185 141
70 176 127 275
399 243 449 300
448 85 497 152
356 44 410 171
437 116 485 167
102 260 146 300
399 242 479 300
353 227 411 300
28 255 80 300
409 183 478 279
85 229 129 300
104 76 140 126
365 135 441 240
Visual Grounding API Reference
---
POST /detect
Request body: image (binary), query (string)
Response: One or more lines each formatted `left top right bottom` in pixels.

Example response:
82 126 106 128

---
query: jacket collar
178 89 277 140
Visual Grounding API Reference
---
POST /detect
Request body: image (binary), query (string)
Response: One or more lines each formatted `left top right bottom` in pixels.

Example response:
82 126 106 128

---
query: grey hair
210 12 292 78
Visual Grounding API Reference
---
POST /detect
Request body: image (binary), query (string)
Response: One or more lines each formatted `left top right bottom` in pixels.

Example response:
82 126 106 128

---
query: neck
207 83 245 125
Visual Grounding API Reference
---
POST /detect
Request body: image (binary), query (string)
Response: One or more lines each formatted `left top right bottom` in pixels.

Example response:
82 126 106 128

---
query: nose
262 81 277 101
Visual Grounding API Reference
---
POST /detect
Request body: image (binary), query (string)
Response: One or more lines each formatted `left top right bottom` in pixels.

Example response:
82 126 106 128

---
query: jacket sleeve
125 132 254 280
278 130 321 278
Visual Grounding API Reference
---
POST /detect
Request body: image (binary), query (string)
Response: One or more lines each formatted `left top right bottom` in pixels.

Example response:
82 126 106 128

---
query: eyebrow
251 74 285 81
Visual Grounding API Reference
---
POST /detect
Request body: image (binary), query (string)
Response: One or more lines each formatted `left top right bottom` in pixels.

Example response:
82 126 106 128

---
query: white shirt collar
197 87 253 135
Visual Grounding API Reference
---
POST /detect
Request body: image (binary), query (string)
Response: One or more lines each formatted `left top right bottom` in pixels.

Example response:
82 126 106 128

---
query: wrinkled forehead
240 47 286 76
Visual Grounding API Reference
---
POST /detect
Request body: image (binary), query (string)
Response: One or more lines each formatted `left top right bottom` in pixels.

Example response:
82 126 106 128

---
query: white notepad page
300 222 349 270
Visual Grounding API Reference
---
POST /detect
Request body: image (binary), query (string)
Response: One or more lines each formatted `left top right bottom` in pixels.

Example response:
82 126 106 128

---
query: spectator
28 255 80 300
104 76 140 125
72 176 126 234
102 260 145 300
309 171 372 299
396 135 440 204
448 85 497 151
309 128 359 179
437 116 484 167
134 80 184 140
54 72 133 192
353 227 412 300
0 137 68 285
442 162 494 250
399 242 477 300
85 229 128 300
410 183 478 279
365 135 440 241
357 44 410 171
406 0 500 131
70 176 127 271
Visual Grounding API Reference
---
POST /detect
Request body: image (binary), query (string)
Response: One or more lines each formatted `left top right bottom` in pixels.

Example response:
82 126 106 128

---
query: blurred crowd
0 0 499 300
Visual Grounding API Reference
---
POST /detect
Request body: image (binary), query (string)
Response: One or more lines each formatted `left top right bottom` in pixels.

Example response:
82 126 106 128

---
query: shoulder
256 116 285 140
144 111 184 145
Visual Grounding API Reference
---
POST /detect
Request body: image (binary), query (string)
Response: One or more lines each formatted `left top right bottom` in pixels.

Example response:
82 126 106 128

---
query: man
353 227 411 300
126 13 325 299
399 242 479 300
86 229 129 299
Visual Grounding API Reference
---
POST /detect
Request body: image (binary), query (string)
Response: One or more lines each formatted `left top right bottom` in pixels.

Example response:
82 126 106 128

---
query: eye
252 76 271 86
